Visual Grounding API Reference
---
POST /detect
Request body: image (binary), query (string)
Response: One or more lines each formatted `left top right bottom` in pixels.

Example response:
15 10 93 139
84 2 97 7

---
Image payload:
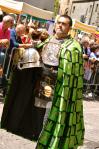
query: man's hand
19 43 33 49
24 43 33 49
0 39 10 49
83 54 88 59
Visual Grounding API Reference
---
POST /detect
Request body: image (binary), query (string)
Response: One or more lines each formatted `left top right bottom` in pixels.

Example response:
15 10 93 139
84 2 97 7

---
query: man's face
55 16 71 38
83 41 89 48
17 28 25 37
4 20 14 29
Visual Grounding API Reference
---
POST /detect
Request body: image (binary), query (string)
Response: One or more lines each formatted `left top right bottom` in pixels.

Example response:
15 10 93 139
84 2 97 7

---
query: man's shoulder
7 28 10 34
63 37 81 49
10 28 15 32
69 37 80 45
70 38 82 52
10 28 16 35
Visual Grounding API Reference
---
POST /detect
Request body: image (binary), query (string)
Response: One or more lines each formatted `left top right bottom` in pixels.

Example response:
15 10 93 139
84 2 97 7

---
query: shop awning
73 19 96 34
0 0 53 20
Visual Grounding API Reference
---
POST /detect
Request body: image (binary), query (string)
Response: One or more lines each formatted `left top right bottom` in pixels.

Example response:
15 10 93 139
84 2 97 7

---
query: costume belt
43 63 58 71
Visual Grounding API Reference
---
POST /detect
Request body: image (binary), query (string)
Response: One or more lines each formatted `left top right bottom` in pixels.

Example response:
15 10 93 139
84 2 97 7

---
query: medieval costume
36 37 85 149
1 48 41 140
32 36 65 139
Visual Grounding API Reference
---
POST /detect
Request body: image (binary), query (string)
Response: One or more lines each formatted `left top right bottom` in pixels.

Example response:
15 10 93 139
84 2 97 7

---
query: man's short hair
3 15 14 23
81 36 90 44
59 15 73 27
90 44 99 52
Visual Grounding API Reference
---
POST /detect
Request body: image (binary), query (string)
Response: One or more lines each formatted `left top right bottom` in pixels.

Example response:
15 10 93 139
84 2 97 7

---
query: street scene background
0 93 99 149
0 0 99 149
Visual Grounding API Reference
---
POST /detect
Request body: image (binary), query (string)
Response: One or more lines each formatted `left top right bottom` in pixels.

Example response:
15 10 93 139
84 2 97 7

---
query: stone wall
16 0 54 11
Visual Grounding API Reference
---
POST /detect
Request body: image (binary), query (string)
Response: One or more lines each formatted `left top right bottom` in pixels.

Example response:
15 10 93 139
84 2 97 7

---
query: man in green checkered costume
36 15 85 149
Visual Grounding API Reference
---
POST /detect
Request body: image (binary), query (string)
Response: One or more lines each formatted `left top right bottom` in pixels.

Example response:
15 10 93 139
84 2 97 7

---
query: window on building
89 5 92 12
72 6 75 13
67 0 70 4
95 4 98 12
65 8 68 15
80 15 85 23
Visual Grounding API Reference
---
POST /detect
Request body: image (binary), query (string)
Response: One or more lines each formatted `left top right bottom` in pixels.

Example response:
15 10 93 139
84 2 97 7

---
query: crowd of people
0 12 98 149
78 35 99 97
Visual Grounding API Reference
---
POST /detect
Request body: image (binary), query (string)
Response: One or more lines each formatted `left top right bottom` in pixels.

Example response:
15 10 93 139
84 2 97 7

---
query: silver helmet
17 48 41 69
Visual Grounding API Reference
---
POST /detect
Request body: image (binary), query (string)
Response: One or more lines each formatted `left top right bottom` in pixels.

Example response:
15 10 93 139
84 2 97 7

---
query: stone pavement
0 129 36 149
80 98 99 149
0 92 99 149
0 96 36 149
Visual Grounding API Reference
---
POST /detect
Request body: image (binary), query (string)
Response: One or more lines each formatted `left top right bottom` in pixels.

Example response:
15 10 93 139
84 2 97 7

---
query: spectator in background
81 36 91 59
89 44 99 95
27 22 38 38
21 26 33 44
1 25 40 140
0 15 14 87
89 44 99 62
39 29 49 42
10 24 33 50
5 24 34 86
81 36 91 72
0 15 14 49
31 29 41 42
89 39 95 47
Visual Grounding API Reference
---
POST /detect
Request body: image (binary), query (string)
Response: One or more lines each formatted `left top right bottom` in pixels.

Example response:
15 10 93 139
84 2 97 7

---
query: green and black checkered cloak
36 37 85 149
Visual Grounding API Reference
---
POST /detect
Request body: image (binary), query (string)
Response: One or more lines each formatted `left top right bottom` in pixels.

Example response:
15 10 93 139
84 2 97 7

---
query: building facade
59 0 70 14
15 0 54 11
59 0 99 26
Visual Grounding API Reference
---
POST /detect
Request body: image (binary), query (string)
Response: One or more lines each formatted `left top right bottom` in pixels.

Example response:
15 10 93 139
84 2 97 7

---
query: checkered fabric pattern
36 37 85 149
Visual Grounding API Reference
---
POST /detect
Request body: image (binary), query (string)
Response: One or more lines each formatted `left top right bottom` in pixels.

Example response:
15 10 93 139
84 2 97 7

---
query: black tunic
1 67 41 140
